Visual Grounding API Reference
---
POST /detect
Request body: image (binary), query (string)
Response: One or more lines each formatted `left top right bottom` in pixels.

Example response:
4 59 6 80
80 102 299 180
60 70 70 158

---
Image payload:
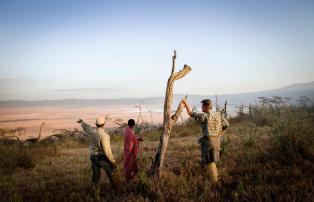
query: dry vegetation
0 97 314 201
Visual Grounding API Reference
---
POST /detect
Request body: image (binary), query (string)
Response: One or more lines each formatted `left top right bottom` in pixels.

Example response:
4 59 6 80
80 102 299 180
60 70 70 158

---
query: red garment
123 127 139 183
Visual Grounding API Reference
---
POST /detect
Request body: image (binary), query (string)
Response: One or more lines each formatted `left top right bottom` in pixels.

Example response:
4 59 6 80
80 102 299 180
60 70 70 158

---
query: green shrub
238 123 260 150
220 136 231 157
270 105 314 163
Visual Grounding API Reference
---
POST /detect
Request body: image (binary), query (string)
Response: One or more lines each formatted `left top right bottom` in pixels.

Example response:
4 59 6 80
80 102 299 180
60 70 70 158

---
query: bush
0 136 87 173
270 105 314 163
0 145 35 172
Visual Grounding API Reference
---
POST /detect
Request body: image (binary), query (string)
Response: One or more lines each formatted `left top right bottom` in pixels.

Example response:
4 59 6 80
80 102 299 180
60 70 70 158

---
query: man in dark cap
182 98 229 183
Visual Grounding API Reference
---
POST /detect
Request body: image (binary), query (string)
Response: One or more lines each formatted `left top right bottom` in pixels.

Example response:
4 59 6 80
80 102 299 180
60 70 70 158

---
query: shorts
199 135 220 164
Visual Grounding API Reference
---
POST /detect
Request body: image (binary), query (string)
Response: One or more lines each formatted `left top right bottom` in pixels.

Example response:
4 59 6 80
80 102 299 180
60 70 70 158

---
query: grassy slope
1 106 314 201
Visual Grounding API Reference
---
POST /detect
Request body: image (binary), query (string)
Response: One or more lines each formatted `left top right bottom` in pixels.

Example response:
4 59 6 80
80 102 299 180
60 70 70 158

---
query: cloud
0 77 40 83
0 77 18 82
52 88 132 93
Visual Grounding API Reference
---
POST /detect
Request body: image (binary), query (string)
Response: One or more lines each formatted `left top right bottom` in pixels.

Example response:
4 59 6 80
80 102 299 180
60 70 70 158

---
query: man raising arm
182 99 229 183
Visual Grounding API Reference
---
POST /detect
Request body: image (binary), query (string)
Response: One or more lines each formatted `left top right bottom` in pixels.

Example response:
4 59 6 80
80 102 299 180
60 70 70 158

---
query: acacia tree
150 50 191 177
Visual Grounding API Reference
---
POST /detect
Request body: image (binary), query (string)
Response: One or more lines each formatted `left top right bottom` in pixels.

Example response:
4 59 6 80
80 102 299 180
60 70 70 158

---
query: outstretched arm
77 119 95 133
183 100 193 117
183 100 207 124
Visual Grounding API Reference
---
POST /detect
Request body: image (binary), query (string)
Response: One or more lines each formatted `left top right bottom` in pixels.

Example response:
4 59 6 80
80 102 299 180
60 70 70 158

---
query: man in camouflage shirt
183 98 229 183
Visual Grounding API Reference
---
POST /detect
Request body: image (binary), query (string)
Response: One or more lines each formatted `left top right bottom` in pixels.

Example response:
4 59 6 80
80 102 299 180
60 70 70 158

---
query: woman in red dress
123 119 142 183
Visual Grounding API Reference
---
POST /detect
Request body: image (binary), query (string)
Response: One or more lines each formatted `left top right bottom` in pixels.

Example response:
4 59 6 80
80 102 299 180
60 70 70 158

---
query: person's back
77 117 117 190
83 125 115 161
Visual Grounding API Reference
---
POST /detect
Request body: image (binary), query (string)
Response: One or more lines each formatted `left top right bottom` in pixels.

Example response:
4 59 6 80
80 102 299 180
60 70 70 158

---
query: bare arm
183 100 207 124
183 100 193 117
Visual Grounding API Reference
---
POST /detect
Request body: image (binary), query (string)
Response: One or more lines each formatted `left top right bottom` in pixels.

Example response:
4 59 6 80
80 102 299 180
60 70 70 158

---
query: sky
0 0 313 100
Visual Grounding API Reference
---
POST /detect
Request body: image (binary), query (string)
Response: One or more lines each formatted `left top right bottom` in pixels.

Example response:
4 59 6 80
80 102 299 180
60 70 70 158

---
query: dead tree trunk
224 100 228 118
150 51 191 177
215 94 220 112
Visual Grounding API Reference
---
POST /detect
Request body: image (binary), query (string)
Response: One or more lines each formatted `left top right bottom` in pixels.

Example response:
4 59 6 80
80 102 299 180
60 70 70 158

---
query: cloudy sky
0 0 313 100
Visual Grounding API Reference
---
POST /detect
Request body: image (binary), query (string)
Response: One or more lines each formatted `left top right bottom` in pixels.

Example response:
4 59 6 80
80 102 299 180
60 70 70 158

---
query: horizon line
0 80 313 102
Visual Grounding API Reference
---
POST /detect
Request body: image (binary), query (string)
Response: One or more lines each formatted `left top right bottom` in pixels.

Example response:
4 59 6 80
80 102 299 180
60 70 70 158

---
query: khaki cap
96 117 105 125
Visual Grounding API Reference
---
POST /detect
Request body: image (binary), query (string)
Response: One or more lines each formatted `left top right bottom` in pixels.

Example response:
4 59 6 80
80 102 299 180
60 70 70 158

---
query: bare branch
146 107 154 126
171 50 176 75
135 99 144 127
171 96 187 126
171 64 191 81
223 100 228 118
215 94 220 112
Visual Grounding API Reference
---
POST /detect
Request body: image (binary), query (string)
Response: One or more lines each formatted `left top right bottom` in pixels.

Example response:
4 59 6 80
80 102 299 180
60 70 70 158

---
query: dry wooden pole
38 122 45 140
23 122 45 145
224 100 228 118
150 51 191 177
215 94 220 112
146 107 154 127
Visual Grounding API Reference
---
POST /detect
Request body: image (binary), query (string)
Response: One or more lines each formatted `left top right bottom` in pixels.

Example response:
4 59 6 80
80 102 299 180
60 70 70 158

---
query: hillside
0 81 313 108
0 102 313 201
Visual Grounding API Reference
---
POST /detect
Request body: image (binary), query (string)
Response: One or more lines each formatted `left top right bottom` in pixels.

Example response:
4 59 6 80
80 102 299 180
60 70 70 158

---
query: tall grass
0 136 88 174
247 97 314 163
0 144 58 173
0 97 313 201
